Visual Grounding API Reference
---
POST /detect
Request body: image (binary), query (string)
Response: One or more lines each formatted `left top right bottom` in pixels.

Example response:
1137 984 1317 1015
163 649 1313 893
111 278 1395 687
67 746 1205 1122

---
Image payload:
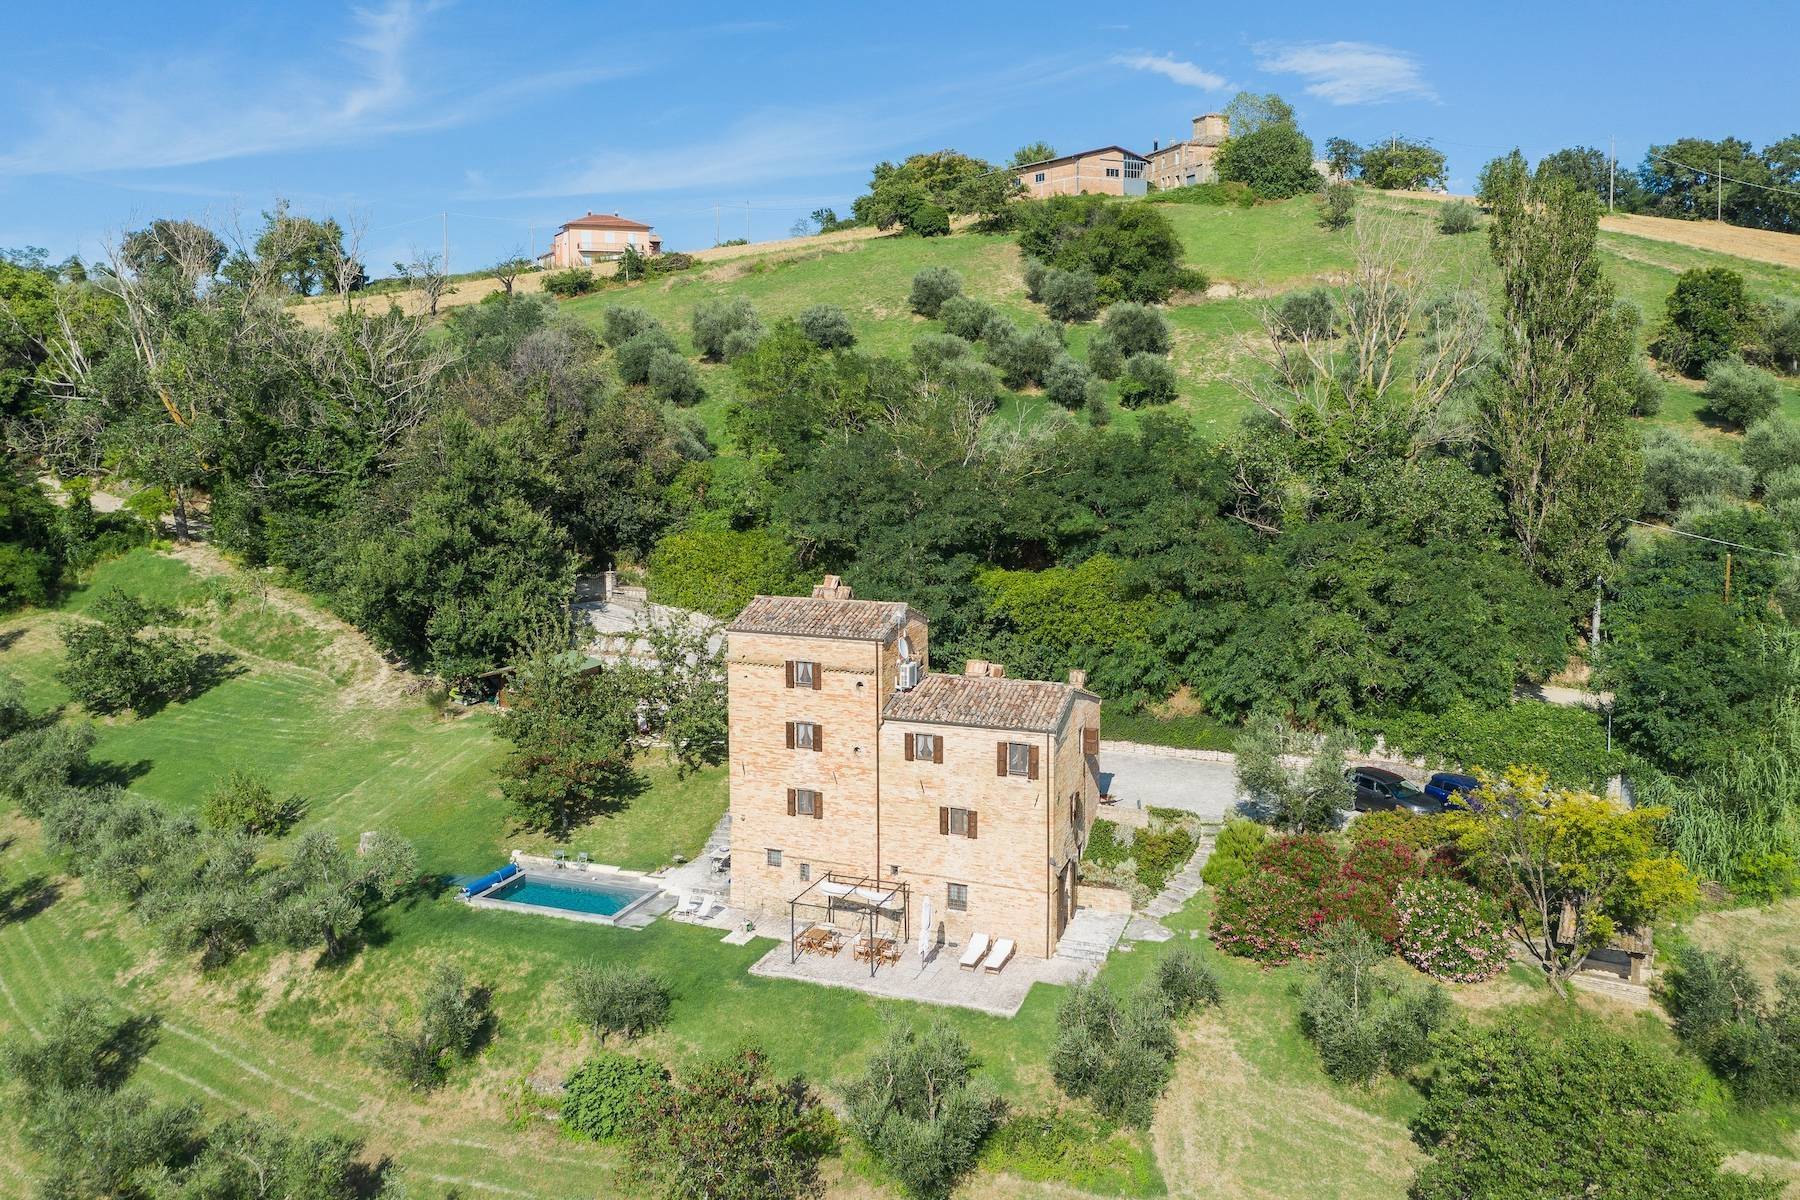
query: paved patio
747 931 1089 1017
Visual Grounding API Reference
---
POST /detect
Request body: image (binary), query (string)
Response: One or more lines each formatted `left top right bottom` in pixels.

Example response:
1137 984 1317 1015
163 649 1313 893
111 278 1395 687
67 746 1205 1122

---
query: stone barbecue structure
726 577 1101 960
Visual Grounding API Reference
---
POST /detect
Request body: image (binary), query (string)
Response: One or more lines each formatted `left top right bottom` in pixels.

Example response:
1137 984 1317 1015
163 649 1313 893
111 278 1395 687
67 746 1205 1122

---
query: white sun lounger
695 896 721 920
983 937 1015 974
959 932 990 971
678 893 702 917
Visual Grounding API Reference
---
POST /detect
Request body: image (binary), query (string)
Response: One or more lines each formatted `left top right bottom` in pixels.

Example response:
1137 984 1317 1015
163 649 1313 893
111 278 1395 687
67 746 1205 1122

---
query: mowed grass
550 191 1800 452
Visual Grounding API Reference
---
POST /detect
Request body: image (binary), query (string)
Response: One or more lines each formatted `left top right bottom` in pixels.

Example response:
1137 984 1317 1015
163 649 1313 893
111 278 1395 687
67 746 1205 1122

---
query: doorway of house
1056 860 1077 939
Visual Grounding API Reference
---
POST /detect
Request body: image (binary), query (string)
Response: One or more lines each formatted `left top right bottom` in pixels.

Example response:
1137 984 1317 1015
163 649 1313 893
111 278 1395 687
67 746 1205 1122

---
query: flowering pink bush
1393 877 1509 983
1211 835 1425 963
1209 869 1320 963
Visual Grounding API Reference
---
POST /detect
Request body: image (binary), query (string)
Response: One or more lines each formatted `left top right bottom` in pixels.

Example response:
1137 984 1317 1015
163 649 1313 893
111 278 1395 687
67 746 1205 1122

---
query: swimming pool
466 869 664 925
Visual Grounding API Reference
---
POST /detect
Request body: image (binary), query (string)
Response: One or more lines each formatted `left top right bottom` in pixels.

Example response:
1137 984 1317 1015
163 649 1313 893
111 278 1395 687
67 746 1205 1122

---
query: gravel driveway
1098 750 1243 823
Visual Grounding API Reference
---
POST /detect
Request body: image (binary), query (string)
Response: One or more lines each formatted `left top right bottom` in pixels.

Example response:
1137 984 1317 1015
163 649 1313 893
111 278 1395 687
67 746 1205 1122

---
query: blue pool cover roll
462 862 519 897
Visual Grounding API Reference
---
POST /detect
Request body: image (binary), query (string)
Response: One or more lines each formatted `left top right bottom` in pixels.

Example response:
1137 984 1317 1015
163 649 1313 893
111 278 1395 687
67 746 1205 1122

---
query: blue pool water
486 874 654 917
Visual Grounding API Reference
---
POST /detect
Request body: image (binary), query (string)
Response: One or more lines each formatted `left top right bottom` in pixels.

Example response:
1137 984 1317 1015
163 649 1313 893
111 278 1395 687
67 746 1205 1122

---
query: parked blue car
1424 772 1481 809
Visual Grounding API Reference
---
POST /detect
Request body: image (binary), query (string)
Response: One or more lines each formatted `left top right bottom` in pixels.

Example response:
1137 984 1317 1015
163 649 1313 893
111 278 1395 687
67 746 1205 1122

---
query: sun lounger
678 893 702 917
959 932 990 971
983 937 1015 974
576 852 591 869
695 896 721 920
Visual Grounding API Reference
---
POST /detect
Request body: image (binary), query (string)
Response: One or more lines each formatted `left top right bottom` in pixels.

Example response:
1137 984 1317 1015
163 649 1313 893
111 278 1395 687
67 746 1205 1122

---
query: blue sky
1 0 1792 272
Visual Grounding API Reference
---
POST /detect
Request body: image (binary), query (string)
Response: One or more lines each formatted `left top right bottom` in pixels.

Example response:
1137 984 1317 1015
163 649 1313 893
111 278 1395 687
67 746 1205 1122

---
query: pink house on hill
538 212 662 268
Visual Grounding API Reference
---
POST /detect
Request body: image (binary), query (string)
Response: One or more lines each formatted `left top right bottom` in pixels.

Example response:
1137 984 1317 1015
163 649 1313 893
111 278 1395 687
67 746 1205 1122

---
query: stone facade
727 579 1100 960
1147 113 1229 191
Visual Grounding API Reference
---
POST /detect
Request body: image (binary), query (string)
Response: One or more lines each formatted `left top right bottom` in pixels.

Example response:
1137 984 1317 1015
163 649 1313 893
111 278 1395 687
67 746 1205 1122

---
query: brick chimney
986 663 1006 679
1068 668 1088 689
810 574 855 600
964 659 989 677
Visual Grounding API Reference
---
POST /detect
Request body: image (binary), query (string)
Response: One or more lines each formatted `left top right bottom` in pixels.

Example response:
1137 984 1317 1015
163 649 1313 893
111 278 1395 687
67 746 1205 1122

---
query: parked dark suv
1345 766 1445 814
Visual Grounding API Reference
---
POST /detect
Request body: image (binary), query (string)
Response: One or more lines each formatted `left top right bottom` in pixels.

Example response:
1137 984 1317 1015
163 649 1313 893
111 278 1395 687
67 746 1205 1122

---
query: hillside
536 190 1800 446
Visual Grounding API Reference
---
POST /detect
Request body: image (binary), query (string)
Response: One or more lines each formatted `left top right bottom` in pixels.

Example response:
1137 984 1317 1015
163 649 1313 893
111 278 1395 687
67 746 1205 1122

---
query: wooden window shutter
809 663 821 690
904 734 915 761
1083 725 1099 756
1028 745 1040 780
786 788 797 816
785 722 795 749
813 794 823 820
939 806 950 835
784 660 795 688
933 737 944 764
966 811 979 840
996 743 1008 776
812 724 823 752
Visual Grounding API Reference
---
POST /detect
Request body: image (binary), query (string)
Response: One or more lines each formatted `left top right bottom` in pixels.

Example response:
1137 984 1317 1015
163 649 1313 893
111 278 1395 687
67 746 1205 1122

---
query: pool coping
465 866 668 928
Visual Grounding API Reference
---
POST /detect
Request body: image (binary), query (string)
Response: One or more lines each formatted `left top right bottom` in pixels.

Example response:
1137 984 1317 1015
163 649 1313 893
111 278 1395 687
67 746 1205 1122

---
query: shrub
0 720 96 818
1154 946 1222 1014
908 203 951 237
691 297 763 361
1021 258 1050 302
613 327 680 384
599 304 659 347
1654 266 1754 376
844 1023 1002 1200
1758 296 1800 374
909 267 963 318
1260 832 1342 889
1211 867 1323 963
796 304 855 349
1041 268 1100 323
984 321 1063 389
1087 330 1123 379
719 325 764 361
1273 288 1334 341
1320 182 1355 230
1393 877 1509 982
1437 201 1480 234
1100 302 1171 356
935 295 993 342
1042 355 1093 409
1200 818 1266 889
647 527 801 620
542 267 598 297
1702 356 1782 428
1132 821 1197 894
1640 426 1754 518
980 1111 1158 1195
1743 416 1800 488
1353 813 1447 859
912 332 975 372
1299 921 1451 1084
561 1051 670 1140
1212 834 1421 962
200 768 300 836
1012 194 1187 303
367 963 489 1090
564 961 669 1041
1729 851 1798 902
1147 181 1257 208
647 349 703 405
1217 123 1322 200
1117 353 1177 408
1661 945 1800 1106
1050 978 1176 1126
1370 699 1623 791
1626 359 1665 416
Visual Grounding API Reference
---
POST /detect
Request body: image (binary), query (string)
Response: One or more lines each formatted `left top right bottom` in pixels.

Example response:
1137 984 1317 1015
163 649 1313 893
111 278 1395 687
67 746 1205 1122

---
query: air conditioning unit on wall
896 659 923 691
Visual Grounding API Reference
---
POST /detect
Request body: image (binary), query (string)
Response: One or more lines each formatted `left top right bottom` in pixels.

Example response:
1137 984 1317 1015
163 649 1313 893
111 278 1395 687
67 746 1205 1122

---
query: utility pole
714 202 720 246
1717 156 1724 223
1723 552 1733 604
745 201 751 243
441 213 449 275
1608 135 1616 212
1590 578 1603 647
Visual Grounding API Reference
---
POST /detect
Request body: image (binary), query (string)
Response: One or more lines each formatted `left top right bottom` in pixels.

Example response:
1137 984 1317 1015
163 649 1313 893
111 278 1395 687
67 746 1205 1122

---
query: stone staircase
1144 822 1217 920
1054 908 1132 965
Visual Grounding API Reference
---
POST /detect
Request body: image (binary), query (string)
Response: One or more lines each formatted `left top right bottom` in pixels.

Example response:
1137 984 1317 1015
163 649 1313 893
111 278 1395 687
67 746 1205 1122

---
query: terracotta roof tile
560 213 655 231
727 595 914 641
883 673 1088 734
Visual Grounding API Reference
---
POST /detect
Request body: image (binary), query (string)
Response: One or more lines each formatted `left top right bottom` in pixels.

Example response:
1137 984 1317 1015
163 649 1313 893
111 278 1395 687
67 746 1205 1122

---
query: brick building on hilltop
726 577 1101 960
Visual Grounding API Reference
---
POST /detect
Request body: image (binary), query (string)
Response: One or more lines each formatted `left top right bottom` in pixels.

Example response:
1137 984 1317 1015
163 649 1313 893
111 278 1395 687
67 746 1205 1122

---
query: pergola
789 872 911 977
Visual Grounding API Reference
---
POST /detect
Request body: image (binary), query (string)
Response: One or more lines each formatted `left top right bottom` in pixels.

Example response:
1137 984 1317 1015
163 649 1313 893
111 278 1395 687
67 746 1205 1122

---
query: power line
1642 149 1800 200
1625 519 1800 561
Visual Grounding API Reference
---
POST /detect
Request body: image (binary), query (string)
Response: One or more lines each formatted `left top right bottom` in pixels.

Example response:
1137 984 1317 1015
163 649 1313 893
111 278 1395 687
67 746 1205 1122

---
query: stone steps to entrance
1142 832 1214 920
1055 909 1132 964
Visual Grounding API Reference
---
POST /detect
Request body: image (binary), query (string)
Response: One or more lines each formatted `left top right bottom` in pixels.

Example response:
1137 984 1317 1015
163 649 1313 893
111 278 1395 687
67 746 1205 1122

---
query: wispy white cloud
1111 53 1232 91
490 109 884 199
0 0 634 175
1253 41 1436 105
